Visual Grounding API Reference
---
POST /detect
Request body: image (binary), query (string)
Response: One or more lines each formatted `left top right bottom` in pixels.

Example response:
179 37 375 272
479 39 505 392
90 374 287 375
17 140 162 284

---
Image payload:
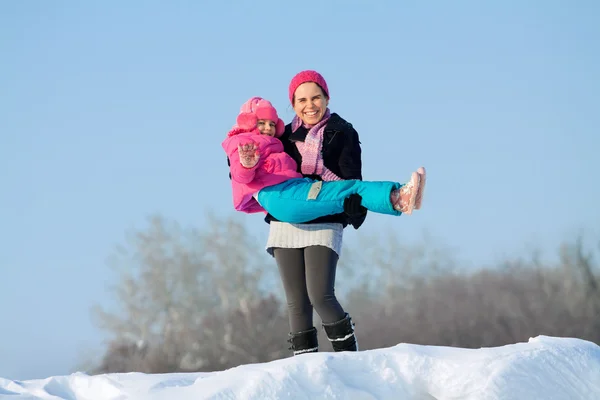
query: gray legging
273 245 346 332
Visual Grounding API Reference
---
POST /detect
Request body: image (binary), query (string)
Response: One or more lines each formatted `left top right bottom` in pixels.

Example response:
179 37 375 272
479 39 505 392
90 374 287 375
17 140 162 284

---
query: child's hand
238 142 260 168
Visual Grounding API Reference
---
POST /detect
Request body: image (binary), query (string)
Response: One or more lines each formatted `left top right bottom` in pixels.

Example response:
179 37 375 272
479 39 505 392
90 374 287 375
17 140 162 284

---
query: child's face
257 119 276 137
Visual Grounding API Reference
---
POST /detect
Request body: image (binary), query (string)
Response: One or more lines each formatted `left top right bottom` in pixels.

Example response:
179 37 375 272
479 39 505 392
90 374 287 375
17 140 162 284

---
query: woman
265 70 370 354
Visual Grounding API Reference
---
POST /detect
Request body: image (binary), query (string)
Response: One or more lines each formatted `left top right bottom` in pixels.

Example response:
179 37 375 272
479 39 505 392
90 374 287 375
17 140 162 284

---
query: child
222 97 426 224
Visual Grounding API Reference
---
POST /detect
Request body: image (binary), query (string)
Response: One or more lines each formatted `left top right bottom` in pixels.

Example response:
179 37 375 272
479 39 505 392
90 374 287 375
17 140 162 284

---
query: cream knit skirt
265 221 344 257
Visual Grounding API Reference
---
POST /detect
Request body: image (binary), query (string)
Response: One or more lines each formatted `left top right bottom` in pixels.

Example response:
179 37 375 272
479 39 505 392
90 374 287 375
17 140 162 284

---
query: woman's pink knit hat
288 70 330 104
235 96 285 137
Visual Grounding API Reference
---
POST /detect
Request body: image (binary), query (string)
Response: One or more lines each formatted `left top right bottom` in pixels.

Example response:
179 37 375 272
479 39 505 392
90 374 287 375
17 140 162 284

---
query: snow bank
2 335 599 400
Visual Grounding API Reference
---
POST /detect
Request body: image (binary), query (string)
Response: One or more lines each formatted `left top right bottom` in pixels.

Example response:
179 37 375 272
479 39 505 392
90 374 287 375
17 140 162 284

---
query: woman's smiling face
292 82 329 126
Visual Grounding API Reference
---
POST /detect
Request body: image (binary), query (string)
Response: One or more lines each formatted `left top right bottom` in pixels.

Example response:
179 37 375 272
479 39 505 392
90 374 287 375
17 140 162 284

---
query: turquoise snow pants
256 178 403 224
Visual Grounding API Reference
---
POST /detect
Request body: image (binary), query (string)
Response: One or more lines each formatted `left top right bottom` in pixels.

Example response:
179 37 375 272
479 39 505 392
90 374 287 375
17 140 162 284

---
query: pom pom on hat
236 112 258 131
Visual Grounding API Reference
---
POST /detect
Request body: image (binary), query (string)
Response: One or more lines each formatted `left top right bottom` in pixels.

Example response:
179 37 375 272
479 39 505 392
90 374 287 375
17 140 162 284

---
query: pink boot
390 171 420 215
415 167 426 210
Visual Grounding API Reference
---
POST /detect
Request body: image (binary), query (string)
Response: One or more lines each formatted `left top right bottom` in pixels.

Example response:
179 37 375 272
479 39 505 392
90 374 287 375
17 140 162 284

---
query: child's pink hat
288 70 330 104
235 96 285 137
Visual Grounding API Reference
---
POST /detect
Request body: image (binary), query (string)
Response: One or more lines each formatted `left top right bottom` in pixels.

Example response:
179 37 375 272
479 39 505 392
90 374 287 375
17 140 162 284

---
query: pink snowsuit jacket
222 127 303 214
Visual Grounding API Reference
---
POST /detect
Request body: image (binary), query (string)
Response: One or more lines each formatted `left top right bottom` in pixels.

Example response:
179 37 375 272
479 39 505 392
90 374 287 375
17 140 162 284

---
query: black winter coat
264 113 368 228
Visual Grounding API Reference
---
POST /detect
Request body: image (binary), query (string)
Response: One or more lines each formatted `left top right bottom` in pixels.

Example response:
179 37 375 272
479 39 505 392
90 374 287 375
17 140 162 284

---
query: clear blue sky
1 0 598 380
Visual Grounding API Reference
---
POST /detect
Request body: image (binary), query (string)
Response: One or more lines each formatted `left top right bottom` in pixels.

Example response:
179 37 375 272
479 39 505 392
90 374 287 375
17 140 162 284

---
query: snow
2 336 600 400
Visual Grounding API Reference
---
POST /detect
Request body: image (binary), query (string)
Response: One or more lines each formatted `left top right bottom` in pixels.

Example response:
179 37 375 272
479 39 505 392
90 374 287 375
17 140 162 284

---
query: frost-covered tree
91 214 288 373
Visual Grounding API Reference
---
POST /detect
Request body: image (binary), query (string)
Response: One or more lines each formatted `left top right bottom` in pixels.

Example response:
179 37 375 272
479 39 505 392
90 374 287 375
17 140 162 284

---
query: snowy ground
1 336 599 400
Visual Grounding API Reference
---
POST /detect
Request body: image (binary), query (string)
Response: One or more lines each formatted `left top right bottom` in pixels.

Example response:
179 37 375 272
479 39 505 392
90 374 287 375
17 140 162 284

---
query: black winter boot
287 327 319 355
322 313 358 352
